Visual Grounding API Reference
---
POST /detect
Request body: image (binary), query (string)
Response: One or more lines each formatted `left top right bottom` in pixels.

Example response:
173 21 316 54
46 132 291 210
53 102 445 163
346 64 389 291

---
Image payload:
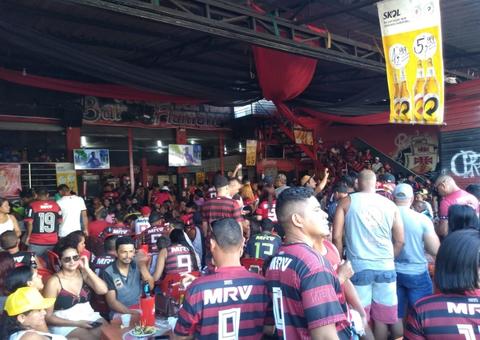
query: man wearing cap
372 157 383 173
391 184 440 335
301 168 330 196
274 173 289 197
134 206 151 236
376 173 396 201
2 287 66 339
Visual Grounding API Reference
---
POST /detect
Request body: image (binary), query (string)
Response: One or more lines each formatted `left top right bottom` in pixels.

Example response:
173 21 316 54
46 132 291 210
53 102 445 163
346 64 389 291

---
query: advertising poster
55 163 78 193
0 164 21 197
73 149 110 170
293 125 314 145
377 0 444 125
168 144 202 167
246 140 257 166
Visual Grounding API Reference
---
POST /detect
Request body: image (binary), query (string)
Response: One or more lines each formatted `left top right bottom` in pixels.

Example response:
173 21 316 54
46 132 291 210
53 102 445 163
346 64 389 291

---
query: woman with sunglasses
0 286 67 340
43 240 107 340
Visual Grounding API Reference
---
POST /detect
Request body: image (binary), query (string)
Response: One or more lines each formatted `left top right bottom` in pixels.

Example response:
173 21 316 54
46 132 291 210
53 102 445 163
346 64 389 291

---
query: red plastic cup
140 244 149 254
140 296 155 326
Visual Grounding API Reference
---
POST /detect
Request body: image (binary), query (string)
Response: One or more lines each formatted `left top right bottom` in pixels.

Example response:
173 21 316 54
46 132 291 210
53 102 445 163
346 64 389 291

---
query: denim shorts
351 270 398 324
396 270 433 318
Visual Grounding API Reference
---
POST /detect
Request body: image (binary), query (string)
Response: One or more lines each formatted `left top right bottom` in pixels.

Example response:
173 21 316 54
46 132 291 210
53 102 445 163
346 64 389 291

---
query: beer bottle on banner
398 68 411 122
423 58 440 123
391 70 401 122
413 60 425 123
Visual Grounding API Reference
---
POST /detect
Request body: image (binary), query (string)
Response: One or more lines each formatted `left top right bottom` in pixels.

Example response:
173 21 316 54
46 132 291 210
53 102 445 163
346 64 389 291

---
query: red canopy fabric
0 67 205 104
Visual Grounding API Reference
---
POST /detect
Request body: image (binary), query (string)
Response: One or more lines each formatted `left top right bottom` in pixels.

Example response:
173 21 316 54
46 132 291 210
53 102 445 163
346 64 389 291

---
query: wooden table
100 318 171 340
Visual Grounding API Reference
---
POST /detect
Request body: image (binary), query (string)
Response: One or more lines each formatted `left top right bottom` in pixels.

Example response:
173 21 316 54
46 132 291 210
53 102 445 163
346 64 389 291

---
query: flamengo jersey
265 243 347 339
134 216 151 235
91 254 116 276
142 225 168 253
246 232 282 260
174 266 269 339
405 291 480 339
165 244 195 275
11 251 36 268
98 226 131 240
25 200 62 245
255 200 277 223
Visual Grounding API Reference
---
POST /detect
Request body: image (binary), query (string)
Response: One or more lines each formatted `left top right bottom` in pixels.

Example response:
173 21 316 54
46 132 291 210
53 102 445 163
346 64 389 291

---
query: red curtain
0 68 205 104
252 47 318 102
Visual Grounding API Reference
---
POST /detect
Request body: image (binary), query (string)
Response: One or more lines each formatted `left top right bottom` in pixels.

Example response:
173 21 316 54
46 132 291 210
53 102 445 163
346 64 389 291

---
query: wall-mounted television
168 144 201 167
73 149 110 170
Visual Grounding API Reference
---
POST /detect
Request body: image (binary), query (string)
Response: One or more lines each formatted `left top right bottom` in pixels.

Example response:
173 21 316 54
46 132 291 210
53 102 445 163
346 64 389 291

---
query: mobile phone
89 321 103 328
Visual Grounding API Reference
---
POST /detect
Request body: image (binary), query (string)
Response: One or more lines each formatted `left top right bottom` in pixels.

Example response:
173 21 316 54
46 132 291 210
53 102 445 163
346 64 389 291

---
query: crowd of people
0 161 479 340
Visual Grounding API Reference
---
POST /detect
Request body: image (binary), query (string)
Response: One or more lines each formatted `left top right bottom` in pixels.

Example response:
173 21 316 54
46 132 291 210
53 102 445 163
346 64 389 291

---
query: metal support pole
128 128 135 194
219 132 224 175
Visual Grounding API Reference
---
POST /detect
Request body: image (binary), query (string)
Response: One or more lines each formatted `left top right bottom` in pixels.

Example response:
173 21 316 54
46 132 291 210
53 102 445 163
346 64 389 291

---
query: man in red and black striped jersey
0 230 37 268
90 235 117 276
140 213 171 253
201 175 243 270
173 218 269 339
265 187 348 339
24 188 62 257
405 229 480 339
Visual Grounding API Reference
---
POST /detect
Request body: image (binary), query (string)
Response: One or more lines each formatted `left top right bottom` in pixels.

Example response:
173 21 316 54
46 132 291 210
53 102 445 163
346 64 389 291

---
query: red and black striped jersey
405 291 480 339
174 266 269 339
142 225 169 253
265 243 348 339
25 200 62 245
165 244 196 275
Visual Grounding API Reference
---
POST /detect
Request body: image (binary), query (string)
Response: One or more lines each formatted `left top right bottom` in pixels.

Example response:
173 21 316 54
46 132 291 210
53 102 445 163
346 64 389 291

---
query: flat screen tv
168 144 201 166
73 149 110 170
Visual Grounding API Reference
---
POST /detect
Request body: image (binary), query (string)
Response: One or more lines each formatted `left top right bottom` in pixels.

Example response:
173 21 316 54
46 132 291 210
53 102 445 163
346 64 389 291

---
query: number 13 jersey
25 200 62 245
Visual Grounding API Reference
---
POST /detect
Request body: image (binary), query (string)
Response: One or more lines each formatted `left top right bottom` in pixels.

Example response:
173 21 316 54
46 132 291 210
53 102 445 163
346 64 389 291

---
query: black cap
149 212 164 224
213 174 229 189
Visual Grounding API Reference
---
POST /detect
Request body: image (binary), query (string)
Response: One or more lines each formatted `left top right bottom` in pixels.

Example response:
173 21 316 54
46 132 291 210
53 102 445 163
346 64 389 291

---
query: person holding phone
43 239 107 340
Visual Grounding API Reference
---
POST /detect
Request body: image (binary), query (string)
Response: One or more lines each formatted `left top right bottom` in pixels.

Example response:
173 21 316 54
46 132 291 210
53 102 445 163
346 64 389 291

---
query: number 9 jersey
25 200 62 245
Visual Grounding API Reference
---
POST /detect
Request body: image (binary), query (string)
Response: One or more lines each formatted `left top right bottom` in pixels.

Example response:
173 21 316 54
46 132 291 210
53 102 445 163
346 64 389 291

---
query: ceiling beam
295 0 379 25
62 0 387 73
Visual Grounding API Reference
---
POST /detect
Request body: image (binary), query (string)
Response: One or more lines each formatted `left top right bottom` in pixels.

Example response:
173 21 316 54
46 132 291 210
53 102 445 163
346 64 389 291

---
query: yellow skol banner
378 0 444 125
246 140 257 166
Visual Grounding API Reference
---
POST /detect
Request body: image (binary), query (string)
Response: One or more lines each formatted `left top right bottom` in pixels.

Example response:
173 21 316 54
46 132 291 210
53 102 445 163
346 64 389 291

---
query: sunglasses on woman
61 255 80 263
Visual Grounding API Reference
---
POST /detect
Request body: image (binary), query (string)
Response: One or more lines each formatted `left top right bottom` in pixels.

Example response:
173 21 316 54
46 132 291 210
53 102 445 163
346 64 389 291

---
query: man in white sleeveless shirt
333 170 404 340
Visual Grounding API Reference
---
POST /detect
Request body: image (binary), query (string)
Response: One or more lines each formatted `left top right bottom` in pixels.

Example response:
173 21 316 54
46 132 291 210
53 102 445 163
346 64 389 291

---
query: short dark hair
54 239 78 258
466 184 480 200
57 184 69 192
5 266 34 294
448 204 479 234
0 230 18 250
156 236 171 250
275 187 314 227
211 218 243 249
261 218 274 232
63 230 85 249
36 188 49 197
115 236 135 251
434 229 480 294
339 175 355 189
104 235 118 252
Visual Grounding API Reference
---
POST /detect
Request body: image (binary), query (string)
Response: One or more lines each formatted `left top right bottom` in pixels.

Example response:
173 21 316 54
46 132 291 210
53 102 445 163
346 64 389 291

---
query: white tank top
10 329 67 340
0 215 14 234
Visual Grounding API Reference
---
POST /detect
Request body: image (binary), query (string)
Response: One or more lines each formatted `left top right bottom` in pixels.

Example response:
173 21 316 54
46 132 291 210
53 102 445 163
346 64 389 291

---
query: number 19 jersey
174 266 269 339
25 200 62 245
